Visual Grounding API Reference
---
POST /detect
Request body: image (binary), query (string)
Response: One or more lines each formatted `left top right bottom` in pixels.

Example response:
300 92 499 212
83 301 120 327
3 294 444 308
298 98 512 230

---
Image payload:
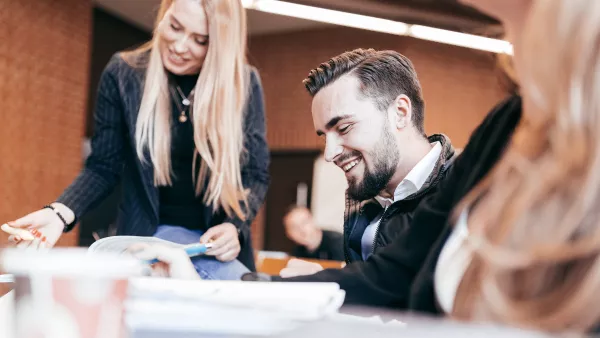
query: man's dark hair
303 48 425 135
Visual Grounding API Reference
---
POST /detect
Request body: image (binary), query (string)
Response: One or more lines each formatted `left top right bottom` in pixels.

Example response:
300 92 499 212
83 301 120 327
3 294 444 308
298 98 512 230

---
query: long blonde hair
452 0 600 332
123 0 249 220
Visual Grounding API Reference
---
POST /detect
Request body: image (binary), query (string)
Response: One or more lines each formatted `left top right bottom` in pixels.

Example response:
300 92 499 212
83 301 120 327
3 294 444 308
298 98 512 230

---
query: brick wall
0 0 91 246
248 26 508 150
247 26 509 249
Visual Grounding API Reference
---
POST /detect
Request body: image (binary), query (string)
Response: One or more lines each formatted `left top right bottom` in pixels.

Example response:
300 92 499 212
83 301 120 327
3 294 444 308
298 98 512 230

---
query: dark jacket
343 134 455 264
293 230 345 261
280 96 522 311
57 53 270 271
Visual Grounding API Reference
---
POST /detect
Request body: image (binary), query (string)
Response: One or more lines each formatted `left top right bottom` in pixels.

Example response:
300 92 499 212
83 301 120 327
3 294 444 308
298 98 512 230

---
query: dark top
158 73 208 230
279 96 522 311
293 230 345 261
343 134 455 264
57 53 270 271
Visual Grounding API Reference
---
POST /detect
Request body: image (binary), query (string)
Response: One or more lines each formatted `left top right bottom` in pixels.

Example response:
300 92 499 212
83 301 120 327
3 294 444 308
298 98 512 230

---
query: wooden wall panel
248 26 508 150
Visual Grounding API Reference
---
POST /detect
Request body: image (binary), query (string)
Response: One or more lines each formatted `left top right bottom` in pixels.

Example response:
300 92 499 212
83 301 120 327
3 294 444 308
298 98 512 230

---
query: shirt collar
374 141 442 207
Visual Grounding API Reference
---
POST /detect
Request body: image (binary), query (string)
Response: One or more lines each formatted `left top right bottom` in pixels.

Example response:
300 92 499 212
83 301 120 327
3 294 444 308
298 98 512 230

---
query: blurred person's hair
303 48 426 135
453 0 600 332
121 0 250 220
494 53 520 95
479 24 520 96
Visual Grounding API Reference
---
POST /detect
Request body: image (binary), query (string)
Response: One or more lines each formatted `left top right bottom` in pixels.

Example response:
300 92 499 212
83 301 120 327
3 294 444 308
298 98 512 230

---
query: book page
88 236 182 255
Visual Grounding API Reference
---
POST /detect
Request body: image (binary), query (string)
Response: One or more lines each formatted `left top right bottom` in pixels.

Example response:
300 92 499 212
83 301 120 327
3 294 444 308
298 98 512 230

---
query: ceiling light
248 0 408 35
409 25 514 55
242 0 513 55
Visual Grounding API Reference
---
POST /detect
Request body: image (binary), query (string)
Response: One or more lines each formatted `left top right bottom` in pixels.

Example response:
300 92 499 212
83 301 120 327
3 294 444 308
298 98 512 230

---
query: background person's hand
199 223 240 262
128 243 200 280
3 203 74 249
279 258 324 278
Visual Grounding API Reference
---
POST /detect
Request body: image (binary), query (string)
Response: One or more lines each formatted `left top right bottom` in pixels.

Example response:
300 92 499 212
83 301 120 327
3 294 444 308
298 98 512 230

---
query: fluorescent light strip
250 0 408 35
242 0 512 55
409 25 513 55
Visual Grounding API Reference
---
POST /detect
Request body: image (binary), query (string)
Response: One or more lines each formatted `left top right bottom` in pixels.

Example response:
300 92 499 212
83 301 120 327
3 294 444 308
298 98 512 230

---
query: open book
88 236 185 254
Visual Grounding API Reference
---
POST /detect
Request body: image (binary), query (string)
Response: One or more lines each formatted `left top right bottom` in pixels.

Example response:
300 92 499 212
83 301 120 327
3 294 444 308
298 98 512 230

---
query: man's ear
391 94 412 130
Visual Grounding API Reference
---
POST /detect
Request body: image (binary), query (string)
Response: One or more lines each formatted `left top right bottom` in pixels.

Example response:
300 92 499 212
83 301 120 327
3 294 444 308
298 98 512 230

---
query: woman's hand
199 223 240 262
128 243 200 280
3 203 73 249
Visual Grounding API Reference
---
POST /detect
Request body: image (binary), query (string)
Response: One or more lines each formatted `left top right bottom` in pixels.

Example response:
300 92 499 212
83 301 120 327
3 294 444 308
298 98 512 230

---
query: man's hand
279 258 324 278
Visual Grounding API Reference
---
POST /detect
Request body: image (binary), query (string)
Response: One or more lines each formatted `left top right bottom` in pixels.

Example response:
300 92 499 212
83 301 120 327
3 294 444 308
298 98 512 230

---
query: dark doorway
264 151 320 253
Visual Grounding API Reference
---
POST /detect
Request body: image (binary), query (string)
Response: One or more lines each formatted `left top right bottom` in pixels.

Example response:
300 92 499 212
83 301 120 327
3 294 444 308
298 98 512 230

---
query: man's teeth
343 159 360 172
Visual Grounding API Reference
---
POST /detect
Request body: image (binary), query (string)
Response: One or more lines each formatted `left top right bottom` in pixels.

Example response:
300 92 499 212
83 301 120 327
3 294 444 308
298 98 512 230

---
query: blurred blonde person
435 0 600 333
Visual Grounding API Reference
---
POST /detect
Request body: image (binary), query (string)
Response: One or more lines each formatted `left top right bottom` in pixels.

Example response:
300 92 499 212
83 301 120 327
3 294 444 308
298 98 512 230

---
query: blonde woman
3 0 269 278
430 0 600 333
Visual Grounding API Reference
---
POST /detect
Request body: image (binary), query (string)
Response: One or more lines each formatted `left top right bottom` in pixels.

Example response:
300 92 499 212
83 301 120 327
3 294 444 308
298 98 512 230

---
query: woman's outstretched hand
3 203 74 249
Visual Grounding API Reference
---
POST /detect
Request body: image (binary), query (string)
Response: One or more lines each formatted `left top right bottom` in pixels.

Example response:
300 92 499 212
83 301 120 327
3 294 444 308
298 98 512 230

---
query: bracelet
43 205 74 233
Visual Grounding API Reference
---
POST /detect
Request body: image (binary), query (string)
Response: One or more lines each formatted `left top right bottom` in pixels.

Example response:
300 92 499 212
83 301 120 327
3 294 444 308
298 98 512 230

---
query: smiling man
279 48 455 278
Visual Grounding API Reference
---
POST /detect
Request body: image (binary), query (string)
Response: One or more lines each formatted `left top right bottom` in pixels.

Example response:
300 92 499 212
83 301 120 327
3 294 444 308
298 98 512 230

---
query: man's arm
275 96 521 307
277 175 457 307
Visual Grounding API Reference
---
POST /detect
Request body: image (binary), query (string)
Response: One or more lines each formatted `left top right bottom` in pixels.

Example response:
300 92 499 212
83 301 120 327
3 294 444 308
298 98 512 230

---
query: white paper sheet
126 278 346 335
88 236 183 254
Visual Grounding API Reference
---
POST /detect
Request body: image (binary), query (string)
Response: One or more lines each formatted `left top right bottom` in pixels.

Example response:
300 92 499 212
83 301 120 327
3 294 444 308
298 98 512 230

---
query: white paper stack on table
88 236 346 335
126 278 346 336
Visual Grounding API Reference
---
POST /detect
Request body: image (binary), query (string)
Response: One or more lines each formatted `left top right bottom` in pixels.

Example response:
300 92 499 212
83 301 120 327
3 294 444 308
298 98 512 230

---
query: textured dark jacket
57 53 270 271
280 97 522 311
343 134 455 264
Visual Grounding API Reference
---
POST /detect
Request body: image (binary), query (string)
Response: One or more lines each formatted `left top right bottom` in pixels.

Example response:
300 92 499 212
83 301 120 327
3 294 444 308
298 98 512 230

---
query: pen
145 242 214 265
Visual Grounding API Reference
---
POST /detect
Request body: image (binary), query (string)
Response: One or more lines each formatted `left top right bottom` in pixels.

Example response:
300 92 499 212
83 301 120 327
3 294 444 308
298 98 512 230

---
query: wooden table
256 256 344 276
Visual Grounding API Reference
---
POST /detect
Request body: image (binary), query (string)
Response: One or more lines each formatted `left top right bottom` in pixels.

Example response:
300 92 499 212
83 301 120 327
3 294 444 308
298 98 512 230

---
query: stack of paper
126 278 345 336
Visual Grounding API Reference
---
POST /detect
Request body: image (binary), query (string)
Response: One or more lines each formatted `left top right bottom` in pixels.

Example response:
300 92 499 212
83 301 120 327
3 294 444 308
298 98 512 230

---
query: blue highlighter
145 242 214 265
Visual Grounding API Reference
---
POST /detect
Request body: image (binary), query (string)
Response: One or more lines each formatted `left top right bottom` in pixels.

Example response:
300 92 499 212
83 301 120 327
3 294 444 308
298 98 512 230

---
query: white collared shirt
360 142 443 260
434 207 472 314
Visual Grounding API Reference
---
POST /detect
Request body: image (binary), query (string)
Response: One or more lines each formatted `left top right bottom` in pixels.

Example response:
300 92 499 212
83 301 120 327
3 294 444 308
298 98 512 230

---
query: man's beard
347 126 400 201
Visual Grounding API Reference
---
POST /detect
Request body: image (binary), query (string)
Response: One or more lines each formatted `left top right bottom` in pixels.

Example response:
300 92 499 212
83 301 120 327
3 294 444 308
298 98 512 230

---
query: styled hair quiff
303 48 426 135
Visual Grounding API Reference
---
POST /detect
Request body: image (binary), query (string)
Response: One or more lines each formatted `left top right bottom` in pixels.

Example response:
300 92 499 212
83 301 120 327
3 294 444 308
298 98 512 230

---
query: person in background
283 206 344 261
3 0 269 279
